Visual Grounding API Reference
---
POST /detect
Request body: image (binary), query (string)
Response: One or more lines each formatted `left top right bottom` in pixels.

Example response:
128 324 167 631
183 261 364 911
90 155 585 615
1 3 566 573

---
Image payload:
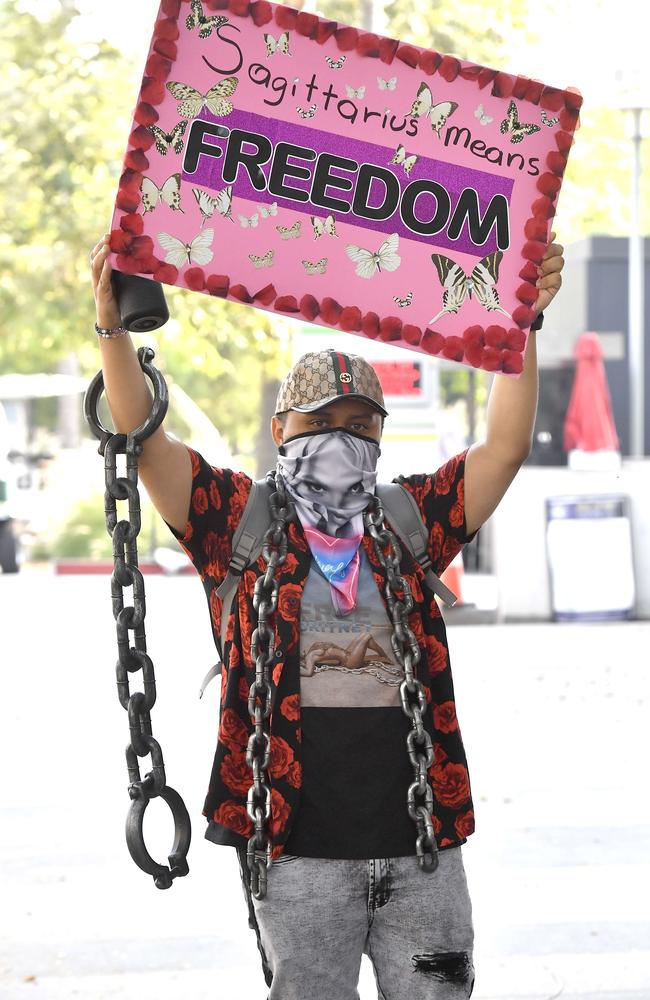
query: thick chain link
245 468 295 900
364 495 439 873
83 346 191 890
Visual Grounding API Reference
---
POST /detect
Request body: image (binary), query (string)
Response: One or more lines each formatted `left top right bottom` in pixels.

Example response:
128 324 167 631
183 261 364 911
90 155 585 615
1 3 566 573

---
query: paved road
1 569 649 999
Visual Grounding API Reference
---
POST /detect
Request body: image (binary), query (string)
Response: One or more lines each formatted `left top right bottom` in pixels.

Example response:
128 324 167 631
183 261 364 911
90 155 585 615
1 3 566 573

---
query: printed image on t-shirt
299 552 404 708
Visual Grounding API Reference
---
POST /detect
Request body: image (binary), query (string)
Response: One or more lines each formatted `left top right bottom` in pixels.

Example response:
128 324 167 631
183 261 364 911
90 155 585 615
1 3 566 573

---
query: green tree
0 0 291 466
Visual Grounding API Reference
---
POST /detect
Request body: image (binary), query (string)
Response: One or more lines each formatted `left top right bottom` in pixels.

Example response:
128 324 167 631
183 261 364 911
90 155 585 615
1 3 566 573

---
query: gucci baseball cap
275 349 388 417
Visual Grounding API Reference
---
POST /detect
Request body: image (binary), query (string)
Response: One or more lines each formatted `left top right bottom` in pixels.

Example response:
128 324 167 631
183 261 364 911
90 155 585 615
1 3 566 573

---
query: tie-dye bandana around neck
276 428 380 615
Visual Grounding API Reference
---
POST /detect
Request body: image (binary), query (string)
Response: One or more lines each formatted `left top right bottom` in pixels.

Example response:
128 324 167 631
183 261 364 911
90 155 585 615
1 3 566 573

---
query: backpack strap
376 482 458 608
199 477 273 698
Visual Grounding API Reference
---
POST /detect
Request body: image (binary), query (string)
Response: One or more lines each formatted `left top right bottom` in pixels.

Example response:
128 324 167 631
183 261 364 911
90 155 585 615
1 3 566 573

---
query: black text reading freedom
183 120 511 249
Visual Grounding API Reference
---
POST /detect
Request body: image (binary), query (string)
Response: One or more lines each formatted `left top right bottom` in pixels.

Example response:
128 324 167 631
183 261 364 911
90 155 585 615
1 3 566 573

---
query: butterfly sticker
311 215 338 239
296 104 317 119
264 31 291 56
540 109 559 128
429 251 512 323
185 0 228 38
390 144 418 176
474 103 493 126
259 202 278 218
345 233 401 279
141 174 184 213
499 100 541 144
410 82 459 136
238 213 259 228
377 76 397 90
148 121 188 157
192 185 233 226
276 221 302 240
325 55 346 69
166 77 238 119
394 292 413 307
157 229 214 268
346 85 366 99
249 250 274 268
302 258 328 275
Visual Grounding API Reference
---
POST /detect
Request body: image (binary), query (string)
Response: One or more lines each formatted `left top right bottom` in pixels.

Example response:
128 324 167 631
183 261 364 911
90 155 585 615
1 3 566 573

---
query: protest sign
108 0 582 375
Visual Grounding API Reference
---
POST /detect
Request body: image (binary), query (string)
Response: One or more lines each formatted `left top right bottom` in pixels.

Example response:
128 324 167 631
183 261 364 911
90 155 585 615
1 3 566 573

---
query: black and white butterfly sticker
499 100 541 144
302 258 328 274
390 144 418 176
429 251 511 323
185 0 228 38
192 185 233 226
166 77 238 119
393 291 413 307
311 214 338 239
410 83 459 136
249 250 274 269
276 221 302 240
296 104 317 119
148 121 188 157
264 31 291 57
141 174 184 214
325 55 346 69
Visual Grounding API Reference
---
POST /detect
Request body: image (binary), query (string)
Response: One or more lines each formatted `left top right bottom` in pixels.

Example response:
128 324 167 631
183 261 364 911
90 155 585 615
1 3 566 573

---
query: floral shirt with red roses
163 444 479 862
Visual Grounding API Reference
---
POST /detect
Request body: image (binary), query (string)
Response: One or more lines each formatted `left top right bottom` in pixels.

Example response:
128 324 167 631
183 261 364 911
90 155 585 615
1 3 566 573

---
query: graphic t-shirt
284 548 451 859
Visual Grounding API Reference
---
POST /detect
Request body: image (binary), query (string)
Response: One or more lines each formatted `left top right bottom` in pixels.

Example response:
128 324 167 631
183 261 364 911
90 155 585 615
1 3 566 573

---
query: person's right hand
90 234 122 329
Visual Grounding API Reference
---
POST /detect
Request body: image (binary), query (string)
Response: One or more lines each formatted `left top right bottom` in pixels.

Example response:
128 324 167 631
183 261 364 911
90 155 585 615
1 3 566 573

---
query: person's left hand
534 230 564 318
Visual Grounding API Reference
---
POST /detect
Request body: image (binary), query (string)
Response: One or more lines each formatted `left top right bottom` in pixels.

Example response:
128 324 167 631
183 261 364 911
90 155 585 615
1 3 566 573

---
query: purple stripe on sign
181 107 513 256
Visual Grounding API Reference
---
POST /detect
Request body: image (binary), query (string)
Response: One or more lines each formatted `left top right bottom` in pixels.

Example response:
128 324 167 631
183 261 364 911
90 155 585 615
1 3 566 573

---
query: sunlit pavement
1 567 649 1000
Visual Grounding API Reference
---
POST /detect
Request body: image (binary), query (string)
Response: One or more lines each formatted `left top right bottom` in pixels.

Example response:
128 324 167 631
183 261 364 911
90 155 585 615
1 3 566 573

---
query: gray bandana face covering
276 428 380 537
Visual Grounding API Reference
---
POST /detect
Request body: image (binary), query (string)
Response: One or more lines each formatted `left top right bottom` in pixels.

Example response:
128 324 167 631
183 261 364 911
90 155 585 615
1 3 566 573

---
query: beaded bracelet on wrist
95 321 129 338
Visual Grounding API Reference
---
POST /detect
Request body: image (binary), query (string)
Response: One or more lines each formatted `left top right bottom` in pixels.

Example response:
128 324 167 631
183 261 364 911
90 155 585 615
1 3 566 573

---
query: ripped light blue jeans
235 845 475 1000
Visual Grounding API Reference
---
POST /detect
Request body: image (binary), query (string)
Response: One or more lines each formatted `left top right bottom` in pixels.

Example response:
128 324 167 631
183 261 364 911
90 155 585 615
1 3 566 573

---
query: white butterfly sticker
410 82 459 136
141 174 184 213
258 202 278 217
249 250 274 268
325 55 346 69
238 213 259 228
345 233 401 279
191 185 233 226
310 215 337 239
346 85 366 99
302 258 328 274
377 76 397 90
474 103 493 126
276 221 302 240
390 144 418 176
429 251 512 322
264 31 291 57
166 77 238 119
156 228 214 268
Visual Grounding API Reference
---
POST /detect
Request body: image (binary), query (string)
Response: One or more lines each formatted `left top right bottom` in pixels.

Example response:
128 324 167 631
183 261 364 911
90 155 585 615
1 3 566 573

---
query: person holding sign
90 225 563 998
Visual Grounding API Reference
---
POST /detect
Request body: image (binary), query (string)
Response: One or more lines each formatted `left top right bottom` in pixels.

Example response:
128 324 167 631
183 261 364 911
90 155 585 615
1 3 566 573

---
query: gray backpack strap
199 477 273 699
376 482 458 607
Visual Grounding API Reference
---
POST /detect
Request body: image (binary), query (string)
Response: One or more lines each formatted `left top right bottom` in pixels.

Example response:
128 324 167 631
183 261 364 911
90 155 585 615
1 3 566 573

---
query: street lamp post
626 106 646 458
615 66 648 458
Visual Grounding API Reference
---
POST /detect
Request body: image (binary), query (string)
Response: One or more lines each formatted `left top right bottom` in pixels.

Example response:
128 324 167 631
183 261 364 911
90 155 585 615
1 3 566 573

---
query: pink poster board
108 0 582 376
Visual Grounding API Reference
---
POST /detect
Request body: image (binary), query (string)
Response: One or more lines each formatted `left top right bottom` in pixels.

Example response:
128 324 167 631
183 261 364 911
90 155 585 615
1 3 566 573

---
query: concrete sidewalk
1 569 648 999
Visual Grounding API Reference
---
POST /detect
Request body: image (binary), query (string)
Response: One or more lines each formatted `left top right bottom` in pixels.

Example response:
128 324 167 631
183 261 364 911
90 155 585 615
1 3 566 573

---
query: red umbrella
563 332 620 452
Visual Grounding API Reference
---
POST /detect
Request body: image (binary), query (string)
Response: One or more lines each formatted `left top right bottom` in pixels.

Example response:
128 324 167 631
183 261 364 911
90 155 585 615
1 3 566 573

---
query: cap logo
339 372 352 384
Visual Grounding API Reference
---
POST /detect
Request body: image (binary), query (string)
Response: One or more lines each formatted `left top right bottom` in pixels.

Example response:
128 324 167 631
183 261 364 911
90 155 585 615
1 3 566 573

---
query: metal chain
363 495 439 873
245 467 295 900
83 346 191 890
